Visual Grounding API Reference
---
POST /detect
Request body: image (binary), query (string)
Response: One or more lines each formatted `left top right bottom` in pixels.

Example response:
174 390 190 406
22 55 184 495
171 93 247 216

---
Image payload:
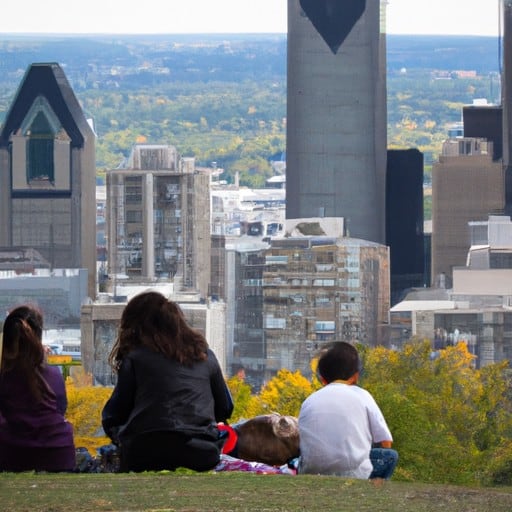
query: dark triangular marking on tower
299 0 366 54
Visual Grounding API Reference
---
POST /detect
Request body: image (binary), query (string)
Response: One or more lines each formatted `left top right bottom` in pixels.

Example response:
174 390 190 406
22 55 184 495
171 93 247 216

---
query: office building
225 242 269 387
0 63 97 298
431 138 504 285
390 216 512 366
386 148 425 304
262 218 390 378
106 144 211 298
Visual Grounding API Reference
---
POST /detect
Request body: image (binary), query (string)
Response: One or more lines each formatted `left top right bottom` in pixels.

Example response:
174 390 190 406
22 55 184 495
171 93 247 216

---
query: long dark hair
1 305 52 402
108 291 208 370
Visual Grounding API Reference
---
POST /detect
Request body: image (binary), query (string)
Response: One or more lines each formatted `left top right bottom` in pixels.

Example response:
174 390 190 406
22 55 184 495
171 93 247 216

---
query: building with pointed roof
0 63 97 298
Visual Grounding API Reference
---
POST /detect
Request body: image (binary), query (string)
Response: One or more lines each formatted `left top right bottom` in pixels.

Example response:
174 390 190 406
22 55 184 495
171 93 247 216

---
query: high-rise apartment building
431 138 504 285
106 144 211 298
262 218 390 378
286 0 387 243
0 63 97 298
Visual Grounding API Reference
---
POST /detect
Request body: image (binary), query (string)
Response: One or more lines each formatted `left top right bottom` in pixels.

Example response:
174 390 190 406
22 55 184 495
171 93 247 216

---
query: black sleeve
101 357 136 443
208 351 234 423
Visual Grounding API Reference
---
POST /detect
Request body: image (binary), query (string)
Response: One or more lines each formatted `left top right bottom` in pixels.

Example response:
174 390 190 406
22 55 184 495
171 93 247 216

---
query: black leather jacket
102 346 233 445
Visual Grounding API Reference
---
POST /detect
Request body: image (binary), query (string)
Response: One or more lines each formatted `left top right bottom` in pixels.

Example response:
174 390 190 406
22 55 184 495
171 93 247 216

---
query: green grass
1 473 512 512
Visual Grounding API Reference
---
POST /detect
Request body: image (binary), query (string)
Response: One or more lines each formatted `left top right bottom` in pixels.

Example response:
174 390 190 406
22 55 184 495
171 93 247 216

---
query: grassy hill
2 472 512 512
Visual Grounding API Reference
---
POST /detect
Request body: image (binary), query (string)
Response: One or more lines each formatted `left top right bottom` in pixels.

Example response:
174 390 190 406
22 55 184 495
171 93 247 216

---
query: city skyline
0 0 502 37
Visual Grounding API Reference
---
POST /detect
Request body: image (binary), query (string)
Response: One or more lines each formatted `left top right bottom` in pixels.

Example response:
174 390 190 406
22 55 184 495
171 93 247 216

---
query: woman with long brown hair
0 305 75 472
102 291 233 472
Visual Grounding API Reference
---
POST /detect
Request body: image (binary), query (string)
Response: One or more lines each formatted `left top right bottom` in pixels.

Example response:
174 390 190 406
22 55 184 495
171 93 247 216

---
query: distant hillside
0 34 501 89
0 33 503 181
387 34 500 73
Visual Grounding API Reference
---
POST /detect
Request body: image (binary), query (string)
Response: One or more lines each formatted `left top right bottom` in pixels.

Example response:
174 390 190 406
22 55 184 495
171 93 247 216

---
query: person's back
106 345 227 442
298 342 398 480
101 291 233 472
0 306 75 472
299 381 387 478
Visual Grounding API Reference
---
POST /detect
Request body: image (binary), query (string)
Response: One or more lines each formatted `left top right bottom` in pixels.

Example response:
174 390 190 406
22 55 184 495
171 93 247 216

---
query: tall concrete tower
286 0 387 243
502 0 512 213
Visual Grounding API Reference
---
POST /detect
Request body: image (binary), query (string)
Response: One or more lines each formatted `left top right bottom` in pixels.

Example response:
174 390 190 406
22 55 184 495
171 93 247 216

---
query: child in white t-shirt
298 342 398 480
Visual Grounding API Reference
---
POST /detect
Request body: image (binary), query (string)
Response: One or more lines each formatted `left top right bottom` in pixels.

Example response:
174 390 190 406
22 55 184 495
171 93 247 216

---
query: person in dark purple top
0 305 75 472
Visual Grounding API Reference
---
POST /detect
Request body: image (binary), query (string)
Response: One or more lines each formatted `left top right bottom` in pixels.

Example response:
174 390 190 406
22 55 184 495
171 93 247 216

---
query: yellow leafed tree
255 369 314 417
66 374 112 455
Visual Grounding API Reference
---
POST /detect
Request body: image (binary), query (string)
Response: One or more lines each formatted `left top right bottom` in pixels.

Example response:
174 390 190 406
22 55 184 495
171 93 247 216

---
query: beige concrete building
0 63 97 298
81 290 227 385
106 144 211 299
262 218 390 378
431 138 504 286
391 216 512 366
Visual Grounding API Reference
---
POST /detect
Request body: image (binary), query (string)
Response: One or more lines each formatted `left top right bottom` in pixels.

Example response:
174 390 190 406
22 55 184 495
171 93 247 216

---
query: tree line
67 340 512 486
0 34 501 188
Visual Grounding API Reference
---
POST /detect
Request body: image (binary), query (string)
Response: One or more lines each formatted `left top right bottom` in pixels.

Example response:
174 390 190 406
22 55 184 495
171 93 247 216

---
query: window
316 251 334 264
316 264 334 272
125 185 142 204
265 255 288 265
315 296 332 307
26 111 55 182
21 97 63 185
264 316 286 329
243 279 262 286
313 279 335 287
315 321 335 332
126 210 142 223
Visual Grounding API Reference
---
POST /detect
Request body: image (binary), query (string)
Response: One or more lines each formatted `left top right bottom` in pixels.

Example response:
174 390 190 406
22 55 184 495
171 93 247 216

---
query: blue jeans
369 448 399 479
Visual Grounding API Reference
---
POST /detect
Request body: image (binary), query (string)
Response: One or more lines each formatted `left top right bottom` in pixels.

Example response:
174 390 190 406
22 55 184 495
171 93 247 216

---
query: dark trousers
0 443 76 472
120 431 221 473
369 448 399 480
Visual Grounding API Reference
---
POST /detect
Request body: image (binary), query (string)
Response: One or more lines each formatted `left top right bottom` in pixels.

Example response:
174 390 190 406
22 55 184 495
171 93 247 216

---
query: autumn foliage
65 341 512 485
66 369 111 455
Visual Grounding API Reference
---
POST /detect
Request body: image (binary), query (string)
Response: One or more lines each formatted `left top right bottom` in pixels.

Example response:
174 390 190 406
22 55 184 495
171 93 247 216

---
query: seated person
102 291 233 472
298 341 398 480
0 305 75 472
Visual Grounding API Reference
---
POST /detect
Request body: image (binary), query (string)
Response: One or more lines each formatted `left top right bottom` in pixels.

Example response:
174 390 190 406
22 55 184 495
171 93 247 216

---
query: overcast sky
0 0 502 36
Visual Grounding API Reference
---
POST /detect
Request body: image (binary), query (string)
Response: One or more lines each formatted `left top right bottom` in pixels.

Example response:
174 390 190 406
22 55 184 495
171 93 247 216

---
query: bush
66 374 112 454
482 441 512 486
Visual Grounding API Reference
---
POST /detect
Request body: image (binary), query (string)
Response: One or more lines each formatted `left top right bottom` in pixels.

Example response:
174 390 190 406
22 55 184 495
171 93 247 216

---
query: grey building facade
286 0 387 243
262 232 390 378
81 296 227 385
106 144 211 299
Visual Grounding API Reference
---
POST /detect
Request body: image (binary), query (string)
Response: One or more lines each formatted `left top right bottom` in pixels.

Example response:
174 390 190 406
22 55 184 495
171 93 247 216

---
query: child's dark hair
317 342 360 383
